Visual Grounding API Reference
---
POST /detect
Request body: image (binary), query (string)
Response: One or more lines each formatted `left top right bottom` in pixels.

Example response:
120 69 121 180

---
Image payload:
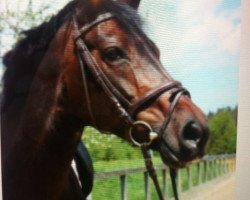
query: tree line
206 106 237 155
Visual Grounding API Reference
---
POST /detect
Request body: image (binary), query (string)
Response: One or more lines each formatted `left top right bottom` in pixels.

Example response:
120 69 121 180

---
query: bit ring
129 121 158 147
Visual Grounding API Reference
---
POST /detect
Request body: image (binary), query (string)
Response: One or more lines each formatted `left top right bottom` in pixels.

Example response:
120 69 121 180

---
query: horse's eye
103 47 127 62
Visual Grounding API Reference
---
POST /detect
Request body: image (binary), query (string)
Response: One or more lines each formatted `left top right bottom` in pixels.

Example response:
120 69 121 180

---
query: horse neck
2 21 84 200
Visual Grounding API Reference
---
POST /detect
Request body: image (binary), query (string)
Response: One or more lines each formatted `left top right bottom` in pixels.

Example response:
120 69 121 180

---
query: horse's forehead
85 19 132 45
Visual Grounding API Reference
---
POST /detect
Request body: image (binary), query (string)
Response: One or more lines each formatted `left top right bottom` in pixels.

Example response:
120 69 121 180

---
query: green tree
82 127 141 161
206 107 237 154
0 0 52 56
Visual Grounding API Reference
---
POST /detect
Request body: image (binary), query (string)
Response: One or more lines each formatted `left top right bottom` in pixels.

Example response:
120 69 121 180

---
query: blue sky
1 0 240 114
139 0 240 113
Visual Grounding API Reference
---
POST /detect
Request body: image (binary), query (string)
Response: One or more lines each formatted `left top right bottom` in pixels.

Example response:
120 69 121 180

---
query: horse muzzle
129 116 209 168
158 119 210 168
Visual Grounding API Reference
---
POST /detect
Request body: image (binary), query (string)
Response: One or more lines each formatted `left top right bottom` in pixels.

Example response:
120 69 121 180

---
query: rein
73 12 190 200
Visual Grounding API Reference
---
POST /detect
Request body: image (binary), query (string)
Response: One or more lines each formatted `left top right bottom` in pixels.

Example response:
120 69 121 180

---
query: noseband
73 12 190 200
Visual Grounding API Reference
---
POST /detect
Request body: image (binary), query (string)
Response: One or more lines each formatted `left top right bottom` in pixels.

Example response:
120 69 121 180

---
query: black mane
1 0 144 110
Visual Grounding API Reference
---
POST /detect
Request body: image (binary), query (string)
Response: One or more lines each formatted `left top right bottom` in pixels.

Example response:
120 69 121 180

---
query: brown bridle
73 12 190 200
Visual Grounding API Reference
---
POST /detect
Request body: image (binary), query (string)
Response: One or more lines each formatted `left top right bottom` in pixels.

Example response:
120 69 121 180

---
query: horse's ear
75 0 102 24
117 0 141 10
89 0 102 7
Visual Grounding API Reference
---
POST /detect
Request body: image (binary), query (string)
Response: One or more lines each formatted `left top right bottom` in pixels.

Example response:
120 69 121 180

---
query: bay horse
1 0 209 199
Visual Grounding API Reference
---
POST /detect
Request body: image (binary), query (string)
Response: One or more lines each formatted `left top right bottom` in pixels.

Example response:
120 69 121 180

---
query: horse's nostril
182 121 202 149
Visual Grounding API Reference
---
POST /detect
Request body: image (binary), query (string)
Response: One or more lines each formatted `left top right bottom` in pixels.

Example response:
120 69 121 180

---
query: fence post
211 160 214 178
144 172 151 200
232 158 235 172
215 159 218 177
231 157 234 172
197 162 202 185
162 169 168 199
218 159 221 175
224 158 227 173
120 175 127 200
225 157 228 173
213 160 216 178
187 166 192 189
177 170 181 193
209 161 213 180
221 158 225 174
203 161 207 182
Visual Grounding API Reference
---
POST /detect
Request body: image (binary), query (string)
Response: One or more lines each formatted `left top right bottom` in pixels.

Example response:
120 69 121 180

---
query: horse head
61 0 209 168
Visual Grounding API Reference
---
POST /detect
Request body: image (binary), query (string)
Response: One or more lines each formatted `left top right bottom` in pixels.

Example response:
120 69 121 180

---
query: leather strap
141 145 164 200
128 81 182 118
170 168 179 200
